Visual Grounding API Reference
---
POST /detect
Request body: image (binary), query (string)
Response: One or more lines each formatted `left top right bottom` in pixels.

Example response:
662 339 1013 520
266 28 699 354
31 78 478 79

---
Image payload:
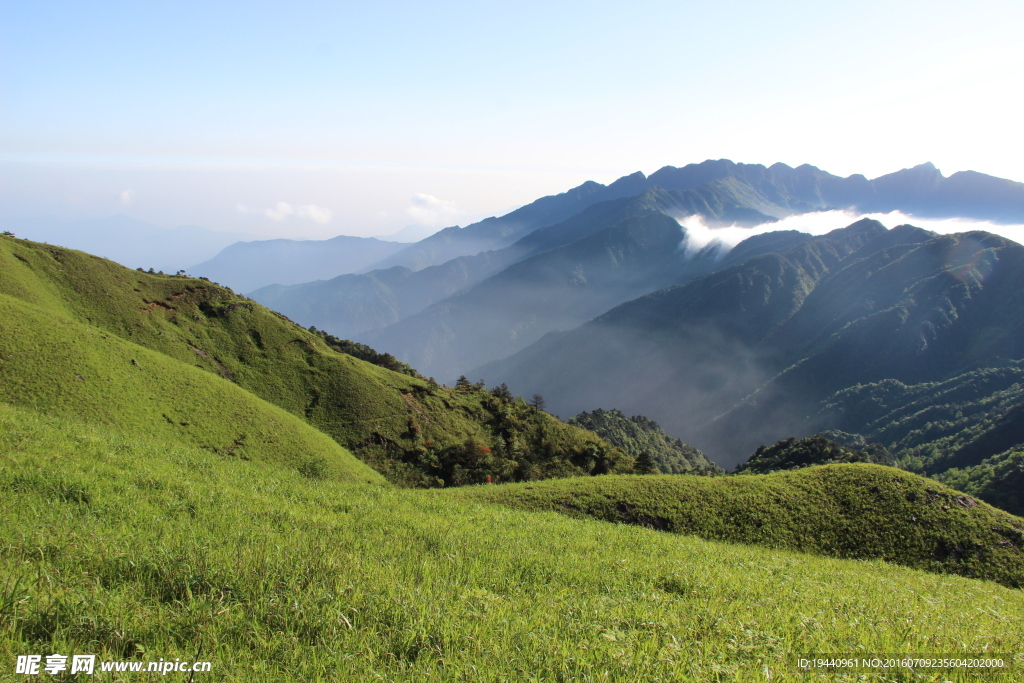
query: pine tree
492 383 513 401
635 451 658 475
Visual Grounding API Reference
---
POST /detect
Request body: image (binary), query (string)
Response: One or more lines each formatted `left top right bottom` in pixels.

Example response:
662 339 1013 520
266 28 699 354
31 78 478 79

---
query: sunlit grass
455 467 1024 588
2 403 1022 682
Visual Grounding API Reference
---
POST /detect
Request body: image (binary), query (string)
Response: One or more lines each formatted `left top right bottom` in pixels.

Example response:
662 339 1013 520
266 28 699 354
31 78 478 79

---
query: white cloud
236 201 332 224
264 201 294 221
678 210 1024 259
406 193 461 227
296 204 333 224
119 189 133 205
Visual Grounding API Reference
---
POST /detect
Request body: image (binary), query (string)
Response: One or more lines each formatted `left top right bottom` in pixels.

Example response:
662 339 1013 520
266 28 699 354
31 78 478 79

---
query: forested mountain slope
939 445 1024 517
705 228 1024 462
568 408 722 475
477 221 1024 471
474 220 888 452
812 364 1024 475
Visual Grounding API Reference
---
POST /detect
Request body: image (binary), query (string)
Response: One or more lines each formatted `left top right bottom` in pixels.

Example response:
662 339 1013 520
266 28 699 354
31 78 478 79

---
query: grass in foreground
455 468 1024 588
1 403 1023 682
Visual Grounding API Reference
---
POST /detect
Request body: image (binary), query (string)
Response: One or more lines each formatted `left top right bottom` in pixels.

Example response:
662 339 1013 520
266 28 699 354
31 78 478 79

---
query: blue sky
2 0 1022 238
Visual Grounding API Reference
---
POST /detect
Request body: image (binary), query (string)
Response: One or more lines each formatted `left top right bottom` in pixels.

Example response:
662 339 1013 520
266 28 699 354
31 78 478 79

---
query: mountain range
240 160 1024 492
354 159 1024 275
480 221 1024 472
250 161 1024 376
188 234 408 292
8 158 1024 502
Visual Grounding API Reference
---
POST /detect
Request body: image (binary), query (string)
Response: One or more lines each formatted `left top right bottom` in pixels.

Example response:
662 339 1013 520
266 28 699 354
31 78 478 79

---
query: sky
2 0 1023 239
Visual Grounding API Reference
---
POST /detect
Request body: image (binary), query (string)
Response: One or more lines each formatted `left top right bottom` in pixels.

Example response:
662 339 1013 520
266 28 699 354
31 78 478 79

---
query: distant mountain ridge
251 160 1024 364
474 219 891 442
361 212 808 381
189 234 407 292
367 171 653 272
375 159 1024 273
242 159 1024 503
250 179 791 343
478 220 1024 474
647 160 1024 222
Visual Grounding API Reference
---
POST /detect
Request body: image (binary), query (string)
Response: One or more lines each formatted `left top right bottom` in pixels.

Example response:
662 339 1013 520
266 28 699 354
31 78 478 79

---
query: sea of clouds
678 210 1024 259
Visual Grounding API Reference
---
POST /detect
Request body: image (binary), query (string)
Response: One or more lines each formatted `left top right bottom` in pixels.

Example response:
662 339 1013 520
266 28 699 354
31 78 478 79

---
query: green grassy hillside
0 293 381 484
0 235 623 486
2 404 1022 681
457 464 1024 588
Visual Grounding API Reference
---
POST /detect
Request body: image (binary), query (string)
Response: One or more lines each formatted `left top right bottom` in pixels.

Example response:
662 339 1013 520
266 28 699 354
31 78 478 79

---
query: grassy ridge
457 465 1024 588
0 294 382 484
0 236 620 485
0 235 484 449
2 403 1022 682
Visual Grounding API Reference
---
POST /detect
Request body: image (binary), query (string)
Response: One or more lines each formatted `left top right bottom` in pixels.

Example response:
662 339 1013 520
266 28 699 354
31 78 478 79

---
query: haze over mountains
189 234 408 292
349 159 1024 277
22 159 1019 300
237 159 1024 485
481 221 1024 467
365 159 1024 272
251 160 1024 376
15 158 1023 483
